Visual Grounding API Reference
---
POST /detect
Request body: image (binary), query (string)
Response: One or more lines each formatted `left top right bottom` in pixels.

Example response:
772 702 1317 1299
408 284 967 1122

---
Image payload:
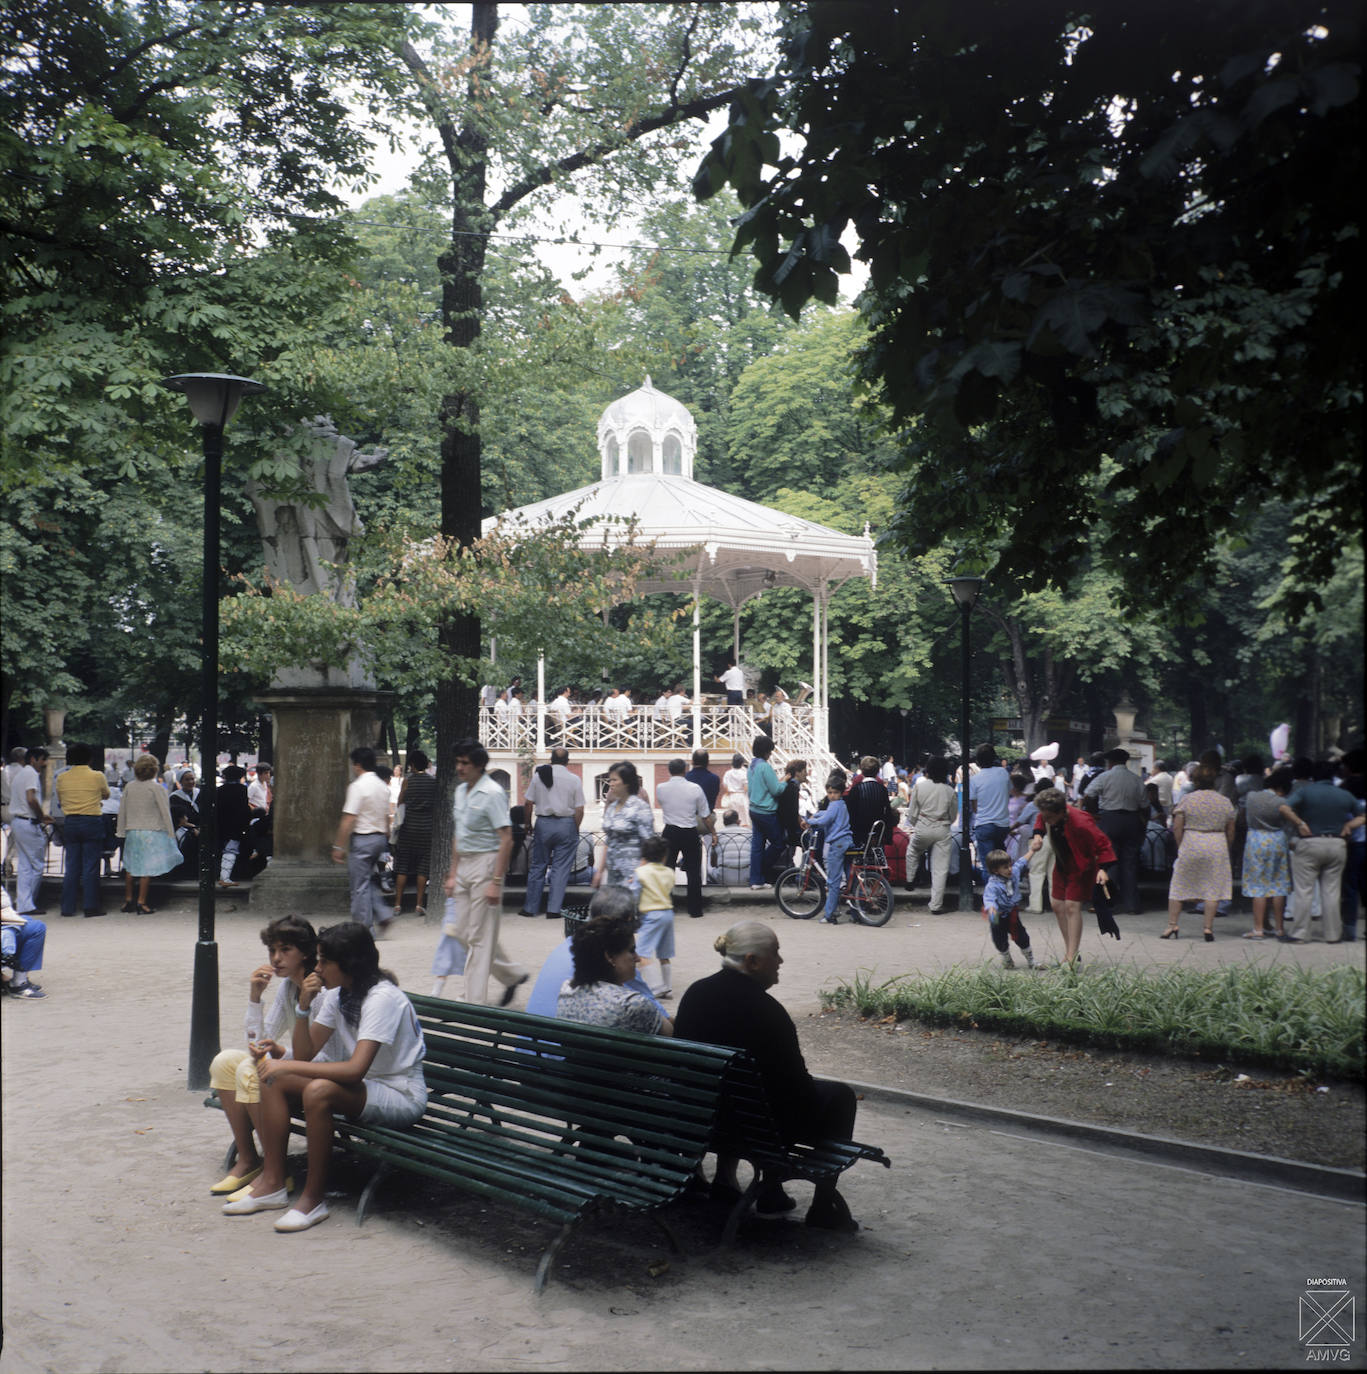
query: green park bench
207 993 890 1290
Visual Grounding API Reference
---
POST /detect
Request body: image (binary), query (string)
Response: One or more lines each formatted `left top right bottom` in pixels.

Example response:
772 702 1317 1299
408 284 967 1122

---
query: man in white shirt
602 686 627 720
331 747 392 932
656 757 714 918
548 686 579 741
715 659 746 705
9 747 52 914
518 747 586 920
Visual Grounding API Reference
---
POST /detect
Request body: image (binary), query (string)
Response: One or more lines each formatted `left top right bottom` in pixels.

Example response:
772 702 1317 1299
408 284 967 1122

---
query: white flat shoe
274 1202 329 1232
222 1187 290 1215
226 1174 294 1203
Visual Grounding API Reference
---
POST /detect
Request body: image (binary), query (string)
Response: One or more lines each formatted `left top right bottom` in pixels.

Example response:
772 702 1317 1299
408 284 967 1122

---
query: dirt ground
2 892 1364 1372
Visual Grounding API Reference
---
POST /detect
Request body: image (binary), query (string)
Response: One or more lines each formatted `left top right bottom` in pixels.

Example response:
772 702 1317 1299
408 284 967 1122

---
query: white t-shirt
550 695 571 722
11 764 41 818
313 980 425 1095
343 770 391 835
603 693 626 719
666 692 688 722
654 693 670 720
719 665 745 693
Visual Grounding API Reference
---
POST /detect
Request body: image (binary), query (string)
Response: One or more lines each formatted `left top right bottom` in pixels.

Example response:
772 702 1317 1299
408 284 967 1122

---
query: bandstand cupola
597 376 697 481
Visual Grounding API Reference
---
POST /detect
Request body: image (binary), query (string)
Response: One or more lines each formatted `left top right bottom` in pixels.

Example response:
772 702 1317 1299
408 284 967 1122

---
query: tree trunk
425 2 498 894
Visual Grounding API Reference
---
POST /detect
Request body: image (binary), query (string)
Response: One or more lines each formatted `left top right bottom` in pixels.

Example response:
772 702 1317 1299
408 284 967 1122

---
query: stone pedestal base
250 686 389 914
249 859 352 916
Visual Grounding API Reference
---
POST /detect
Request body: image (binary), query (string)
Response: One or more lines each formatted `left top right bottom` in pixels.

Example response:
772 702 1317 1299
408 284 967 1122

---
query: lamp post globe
161 372 265 1091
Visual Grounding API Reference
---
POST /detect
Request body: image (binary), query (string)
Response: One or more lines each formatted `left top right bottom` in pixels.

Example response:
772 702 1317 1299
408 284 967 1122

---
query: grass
821 962 1367 1081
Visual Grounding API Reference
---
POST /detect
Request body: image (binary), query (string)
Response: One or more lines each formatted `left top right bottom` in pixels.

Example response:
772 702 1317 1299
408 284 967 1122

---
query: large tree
694 0 1361 614
387 2 763 879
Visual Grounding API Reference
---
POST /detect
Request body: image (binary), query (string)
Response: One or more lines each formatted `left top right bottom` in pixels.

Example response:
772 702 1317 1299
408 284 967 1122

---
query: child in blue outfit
805 773 852 924
982 848 1038 968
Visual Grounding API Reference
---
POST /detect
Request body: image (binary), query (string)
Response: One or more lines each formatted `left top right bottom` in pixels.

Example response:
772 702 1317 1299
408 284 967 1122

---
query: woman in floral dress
1162 767 1237 941
592 762 655 894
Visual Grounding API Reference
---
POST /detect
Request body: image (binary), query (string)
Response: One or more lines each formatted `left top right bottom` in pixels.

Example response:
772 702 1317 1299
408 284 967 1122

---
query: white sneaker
1000 953 1016 969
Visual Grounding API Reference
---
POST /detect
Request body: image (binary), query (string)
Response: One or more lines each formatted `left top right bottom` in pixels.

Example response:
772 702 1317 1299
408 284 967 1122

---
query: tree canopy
695 0 1362 612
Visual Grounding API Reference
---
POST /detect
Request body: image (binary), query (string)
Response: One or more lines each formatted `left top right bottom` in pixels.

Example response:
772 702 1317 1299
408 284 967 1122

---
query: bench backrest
406 994 741 1181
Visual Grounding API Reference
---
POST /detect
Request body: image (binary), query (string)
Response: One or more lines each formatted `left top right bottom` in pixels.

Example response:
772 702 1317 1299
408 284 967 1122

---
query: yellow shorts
208 1048 264 1104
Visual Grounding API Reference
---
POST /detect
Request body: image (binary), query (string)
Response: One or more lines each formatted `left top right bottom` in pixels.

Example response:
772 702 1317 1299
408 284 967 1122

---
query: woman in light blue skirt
116 755 182 913
1240 770 1294 939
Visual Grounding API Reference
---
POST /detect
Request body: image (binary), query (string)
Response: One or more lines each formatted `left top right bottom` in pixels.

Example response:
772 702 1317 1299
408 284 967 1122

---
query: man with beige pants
443 741 526 1005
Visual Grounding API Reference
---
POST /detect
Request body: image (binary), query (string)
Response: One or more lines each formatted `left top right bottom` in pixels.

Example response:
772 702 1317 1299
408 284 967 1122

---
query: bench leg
719 1176 761 1251
534 1217 579 1295
357 1161 391 1227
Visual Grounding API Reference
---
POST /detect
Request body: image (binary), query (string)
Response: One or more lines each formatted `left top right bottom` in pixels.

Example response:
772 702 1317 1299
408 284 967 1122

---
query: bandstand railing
479 703 839 780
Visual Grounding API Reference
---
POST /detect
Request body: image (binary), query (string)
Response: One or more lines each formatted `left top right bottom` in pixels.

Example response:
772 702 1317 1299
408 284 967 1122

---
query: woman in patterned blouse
556 913 673 1035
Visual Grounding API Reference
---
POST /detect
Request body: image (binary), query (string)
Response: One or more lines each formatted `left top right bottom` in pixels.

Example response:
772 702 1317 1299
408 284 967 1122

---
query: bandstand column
536 652 546 756
691 584 702 751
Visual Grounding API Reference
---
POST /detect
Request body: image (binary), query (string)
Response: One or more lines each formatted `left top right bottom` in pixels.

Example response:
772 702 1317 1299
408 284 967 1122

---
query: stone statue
248 416 387 606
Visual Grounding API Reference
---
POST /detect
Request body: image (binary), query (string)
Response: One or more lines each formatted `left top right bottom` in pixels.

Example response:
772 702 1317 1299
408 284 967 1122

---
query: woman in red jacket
1027 787 1115 966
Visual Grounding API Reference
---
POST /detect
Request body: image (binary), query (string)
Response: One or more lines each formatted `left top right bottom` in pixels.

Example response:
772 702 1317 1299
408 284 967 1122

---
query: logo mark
1300 1283 1355 1349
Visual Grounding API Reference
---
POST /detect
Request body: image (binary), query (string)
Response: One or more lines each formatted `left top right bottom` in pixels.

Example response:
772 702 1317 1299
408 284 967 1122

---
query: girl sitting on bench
208 915 321 1198
222 921 427 1233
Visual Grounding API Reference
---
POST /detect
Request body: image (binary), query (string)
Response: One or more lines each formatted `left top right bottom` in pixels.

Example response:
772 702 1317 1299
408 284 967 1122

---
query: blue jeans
974 823 1010 889
521 815 578 916
823 837 850 918
61 814 104 914
749 811 784 885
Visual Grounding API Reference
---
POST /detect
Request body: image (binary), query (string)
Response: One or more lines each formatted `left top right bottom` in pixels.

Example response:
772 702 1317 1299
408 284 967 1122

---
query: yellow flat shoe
225 1174 292 1203
210 1165 263 1195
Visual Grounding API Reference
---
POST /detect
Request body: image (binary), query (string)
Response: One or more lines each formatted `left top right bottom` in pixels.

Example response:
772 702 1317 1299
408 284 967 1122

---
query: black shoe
754 1182 797 1219
498 974 529 1008
121 901 137 913
805 1190 858 1233
545 912 562 920
709 1180 744 1206
84 909 107 918
519 910 538 918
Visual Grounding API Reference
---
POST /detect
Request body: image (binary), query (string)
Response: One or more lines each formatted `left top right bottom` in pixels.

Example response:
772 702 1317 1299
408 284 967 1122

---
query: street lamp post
161 372 266 1090
947 576 983 912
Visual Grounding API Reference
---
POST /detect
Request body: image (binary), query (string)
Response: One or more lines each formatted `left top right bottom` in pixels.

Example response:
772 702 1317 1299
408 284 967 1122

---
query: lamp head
946 575 984 611
162 373 266 429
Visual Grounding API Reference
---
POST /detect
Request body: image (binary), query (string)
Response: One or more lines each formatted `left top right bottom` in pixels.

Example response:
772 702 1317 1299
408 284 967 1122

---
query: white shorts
358 1076 427 1127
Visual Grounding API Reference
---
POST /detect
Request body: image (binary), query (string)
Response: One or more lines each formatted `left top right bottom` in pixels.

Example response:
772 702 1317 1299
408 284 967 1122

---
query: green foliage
824 962 1366 1080
697 0 1362 614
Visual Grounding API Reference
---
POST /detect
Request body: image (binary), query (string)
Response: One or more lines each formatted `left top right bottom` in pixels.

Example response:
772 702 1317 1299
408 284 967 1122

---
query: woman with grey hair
674 921 859 1232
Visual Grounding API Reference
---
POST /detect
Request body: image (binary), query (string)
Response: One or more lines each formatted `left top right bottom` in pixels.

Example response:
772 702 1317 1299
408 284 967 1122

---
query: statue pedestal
249 687 389 916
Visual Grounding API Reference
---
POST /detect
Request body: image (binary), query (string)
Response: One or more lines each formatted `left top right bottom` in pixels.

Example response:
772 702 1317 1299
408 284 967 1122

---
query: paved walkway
2 889 1363 1371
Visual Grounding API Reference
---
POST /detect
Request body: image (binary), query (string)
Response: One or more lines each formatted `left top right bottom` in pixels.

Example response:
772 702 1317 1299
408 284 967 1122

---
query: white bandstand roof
483 472 876 606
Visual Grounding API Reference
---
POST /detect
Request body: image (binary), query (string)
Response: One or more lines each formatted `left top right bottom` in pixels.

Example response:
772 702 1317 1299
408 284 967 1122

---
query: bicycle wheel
775 866 826 919
848 869 895 926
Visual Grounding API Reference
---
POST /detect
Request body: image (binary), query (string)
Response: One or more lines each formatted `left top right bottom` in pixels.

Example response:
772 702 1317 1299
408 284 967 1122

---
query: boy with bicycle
803 771 853 925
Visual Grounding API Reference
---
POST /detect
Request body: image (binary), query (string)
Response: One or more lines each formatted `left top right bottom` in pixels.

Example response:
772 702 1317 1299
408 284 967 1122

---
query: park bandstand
479 378 877 815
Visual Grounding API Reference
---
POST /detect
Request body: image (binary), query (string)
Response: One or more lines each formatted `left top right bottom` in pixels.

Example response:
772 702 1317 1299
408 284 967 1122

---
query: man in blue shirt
442 740 527 1003
1277 762 1365 943
968 745 1012 893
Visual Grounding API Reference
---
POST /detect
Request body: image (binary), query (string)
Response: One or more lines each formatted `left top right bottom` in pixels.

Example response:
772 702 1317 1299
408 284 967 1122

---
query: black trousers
663 823 704 918
1097 809 1145 912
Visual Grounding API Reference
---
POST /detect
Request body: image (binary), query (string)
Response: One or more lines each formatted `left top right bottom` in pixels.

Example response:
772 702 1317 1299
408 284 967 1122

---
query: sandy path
3 899 1364 1371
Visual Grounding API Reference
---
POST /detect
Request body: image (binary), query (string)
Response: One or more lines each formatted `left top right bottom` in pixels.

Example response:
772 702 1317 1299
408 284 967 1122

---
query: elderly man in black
674 920 859 1231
